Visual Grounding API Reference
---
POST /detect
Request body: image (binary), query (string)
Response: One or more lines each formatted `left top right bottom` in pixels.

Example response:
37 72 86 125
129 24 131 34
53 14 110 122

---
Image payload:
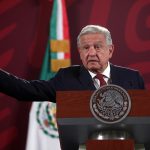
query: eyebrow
81 41 103 45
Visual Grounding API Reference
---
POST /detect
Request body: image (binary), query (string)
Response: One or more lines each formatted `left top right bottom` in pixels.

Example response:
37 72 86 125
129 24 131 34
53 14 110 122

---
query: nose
88 46 96 55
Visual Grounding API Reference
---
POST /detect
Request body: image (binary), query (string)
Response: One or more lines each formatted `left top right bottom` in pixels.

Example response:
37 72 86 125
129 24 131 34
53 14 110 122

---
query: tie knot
95 74 106 86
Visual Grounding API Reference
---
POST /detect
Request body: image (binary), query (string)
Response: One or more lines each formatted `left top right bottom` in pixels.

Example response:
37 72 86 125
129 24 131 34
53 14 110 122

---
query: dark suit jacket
0 64 145 102
0 64 149 149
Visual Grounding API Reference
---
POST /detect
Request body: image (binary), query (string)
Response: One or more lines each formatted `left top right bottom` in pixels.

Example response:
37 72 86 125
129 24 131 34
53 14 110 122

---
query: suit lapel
78 64 125 89
79 66 96 90
78 65 120 89
110 64 122 85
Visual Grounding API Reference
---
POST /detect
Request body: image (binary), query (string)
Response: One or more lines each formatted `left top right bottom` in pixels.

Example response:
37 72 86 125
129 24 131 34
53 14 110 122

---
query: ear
109 44 114 58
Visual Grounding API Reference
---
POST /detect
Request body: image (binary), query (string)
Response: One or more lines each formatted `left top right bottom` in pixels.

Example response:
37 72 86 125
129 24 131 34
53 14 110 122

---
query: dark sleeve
0 69 56 102
137 71 145 89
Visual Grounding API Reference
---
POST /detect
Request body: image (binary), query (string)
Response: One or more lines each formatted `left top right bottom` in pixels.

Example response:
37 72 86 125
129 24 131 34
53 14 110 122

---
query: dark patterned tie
95 74 106 86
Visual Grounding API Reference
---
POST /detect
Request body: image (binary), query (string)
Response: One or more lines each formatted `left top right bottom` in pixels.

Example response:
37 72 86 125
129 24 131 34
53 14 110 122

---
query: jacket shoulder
111 64 139 73
55 65 82 78
60 65 81 70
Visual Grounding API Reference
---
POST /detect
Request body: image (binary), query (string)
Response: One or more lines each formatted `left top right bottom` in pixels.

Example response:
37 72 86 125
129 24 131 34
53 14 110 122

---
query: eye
82 45 90 51
94 44 102 50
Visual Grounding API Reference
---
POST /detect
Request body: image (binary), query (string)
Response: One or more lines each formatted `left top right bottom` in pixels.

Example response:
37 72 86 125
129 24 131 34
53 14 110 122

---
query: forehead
79 33 106 44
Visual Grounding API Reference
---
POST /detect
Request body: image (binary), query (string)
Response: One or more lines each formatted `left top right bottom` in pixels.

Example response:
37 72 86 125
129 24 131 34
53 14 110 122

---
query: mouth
88 60 99 63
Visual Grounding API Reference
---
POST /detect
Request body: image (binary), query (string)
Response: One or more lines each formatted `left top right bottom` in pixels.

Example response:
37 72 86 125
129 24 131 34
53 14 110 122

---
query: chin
88 67 100 72
87 64 102 72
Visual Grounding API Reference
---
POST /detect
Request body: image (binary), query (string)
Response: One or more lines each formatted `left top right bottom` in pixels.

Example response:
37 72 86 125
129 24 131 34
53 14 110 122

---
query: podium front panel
56 90 150 150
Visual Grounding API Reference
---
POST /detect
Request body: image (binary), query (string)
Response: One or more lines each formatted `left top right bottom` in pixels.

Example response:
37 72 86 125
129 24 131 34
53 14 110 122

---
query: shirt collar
88 62 111 79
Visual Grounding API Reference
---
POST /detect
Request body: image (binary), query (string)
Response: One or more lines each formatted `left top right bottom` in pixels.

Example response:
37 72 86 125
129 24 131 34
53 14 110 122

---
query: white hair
77 25 112 47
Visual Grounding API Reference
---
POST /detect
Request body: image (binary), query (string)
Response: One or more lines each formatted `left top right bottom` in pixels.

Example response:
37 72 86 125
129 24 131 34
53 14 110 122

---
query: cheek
80 52 87 60
97 53 110 61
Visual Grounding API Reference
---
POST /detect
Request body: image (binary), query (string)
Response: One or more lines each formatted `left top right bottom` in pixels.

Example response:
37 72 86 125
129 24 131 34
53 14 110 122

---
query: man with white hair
0 25 146 149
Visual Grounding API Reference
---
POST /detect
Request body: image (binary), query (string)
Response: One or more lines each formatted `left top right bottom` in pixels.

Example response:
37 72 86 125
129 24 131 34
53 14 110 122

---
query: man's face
78 33 114 73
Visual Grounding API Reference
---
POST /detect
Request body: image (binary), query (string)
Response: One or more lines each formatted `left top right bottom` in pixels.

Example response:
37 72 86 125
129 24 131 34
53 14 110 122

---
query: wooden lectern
56 90 150 150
